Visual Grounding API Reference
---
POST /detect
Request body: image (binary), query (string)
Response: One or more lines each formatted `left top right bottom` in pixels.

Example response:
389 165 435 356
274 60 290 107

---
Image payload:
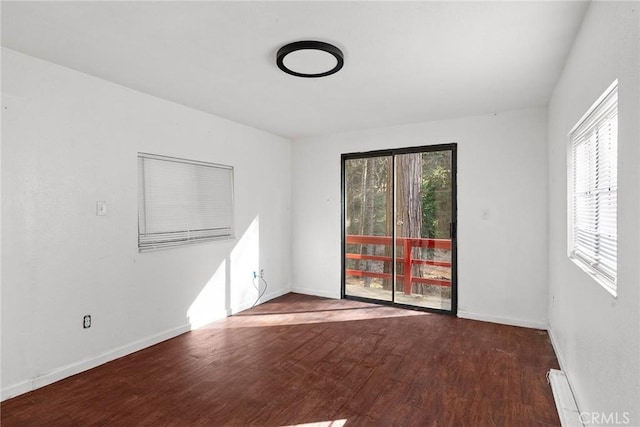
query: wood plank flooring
2 293 560 426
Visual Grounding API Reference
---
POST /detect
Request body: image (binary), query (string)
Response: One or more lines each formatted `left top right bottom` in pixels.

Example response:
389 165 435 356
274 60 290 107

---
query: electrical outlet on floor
83 315 91 329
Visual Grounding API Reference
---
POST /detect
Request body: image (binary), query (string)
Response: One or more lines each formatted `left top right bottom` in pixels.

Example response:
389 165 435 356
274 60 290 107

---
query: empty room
1 1 638 426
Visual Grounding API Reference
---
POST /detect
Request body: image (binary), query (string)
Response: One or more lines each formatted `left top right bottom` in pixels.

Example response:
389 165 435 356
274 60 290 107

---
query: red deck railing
345 234 452 295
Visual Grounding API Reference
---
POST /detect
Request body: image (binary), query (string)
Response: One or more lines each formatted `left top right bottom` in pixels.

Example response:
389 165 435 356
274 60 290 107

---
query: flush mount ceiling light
277 40 344 78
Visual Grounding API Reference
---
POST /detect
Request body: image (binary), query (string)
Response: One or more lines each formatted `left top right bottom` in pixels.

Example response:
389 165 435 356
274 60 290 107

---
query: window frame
137 152 235 252
567 80 618 296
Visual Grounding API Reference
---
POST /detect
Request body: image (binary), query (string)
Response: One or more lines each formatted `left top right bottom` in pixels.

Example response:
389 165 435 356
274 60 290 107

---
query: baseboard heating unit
548 369 583 427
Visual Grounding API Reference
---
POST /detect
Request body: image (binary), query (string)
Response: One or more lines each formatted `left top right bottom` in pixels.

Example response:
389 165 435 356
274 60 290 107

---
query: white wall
1 48 291 399
291 108 548 328
547 2 640 424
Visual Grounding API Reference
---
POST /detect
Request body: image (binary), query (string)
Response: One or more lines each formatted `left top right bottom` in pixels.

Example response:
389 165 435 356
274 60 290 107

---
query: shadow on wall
187 215 261 329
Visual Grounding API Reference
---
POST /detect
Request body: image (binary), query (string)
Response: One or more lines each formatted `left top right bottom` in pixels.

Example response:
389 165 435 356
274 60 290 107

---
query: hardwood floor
2 293 560 426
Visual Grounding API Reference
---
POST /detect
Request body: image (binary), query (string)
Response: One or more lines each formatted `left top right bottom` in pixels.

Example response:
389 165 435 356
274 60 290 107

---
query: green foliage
421 152 452 239
422 179 436 237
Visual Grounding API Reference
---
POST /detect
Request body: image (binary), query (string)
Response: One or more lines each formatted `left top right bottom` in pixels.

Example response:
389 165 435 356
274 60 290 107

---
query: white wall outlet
96 201 107 216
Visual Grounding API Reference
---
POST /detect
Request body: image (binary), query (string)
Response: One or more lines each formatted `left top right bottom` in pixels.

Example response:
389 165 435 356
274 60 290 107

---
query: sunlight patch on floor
282 419 347 427
200 300 428 329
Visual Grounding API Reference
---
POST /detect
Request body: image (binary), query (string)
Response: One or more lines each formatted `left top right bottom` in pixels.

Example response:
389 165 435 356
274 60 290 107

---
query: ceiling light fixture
276 40 344 78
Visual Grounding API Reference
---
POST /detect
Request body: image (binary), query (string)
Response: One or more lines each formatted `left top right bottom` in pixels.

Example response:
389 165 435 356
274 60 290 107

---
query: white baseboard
1 323 191 402
457 310 548 330
290 286 340 300
2 289 294 402
189 309 233 329
2 380 31 402
230 287 290 315
547 326 569 373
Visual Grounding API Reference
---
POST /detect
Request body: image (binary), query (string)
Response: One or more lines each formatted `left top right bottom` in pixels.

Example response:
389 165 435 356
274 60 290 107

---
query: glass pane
394 151 452 310
344 156 393 302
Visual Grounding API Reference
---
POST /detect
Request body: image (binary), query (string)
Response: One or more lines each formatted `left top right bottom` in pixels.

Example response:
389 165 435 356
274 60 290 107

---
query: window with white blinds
138 153 234 251
568 81 617 295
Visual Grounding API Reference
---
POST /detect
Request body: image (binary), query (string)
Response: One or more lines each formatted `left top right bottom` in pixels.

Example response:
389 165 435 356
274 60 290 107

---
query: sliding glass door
343 155 393 302
342 144 457 314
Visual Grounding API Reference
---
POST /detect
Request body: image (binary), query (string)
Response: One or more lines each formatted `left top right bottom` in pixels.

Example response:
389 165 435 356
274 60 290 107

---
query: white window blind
138 153 234 251
569 81 617 294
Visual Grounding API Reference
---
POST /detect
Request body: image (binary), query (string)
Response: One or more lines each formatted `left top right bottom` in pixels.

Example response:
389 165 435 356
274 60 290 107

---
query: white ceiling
1 1 589 139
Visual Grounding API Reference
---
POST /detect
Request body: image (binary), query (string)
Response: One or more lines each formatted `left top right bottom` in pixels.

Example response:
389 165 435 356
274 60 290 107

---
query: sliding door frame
340 143 457 315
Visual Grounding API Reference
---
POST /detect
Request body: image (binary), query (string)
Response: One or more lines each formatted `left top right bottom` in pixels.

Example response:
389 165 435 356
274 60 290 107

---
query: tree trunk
355 159 367 272
383 159 394 290
363 158 376 287
394 153 423 293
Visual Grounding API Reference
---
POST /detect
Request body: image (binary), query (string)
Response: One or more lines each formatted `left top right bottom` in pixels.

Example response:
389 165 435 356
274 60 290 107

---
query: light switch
96 201 107 216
